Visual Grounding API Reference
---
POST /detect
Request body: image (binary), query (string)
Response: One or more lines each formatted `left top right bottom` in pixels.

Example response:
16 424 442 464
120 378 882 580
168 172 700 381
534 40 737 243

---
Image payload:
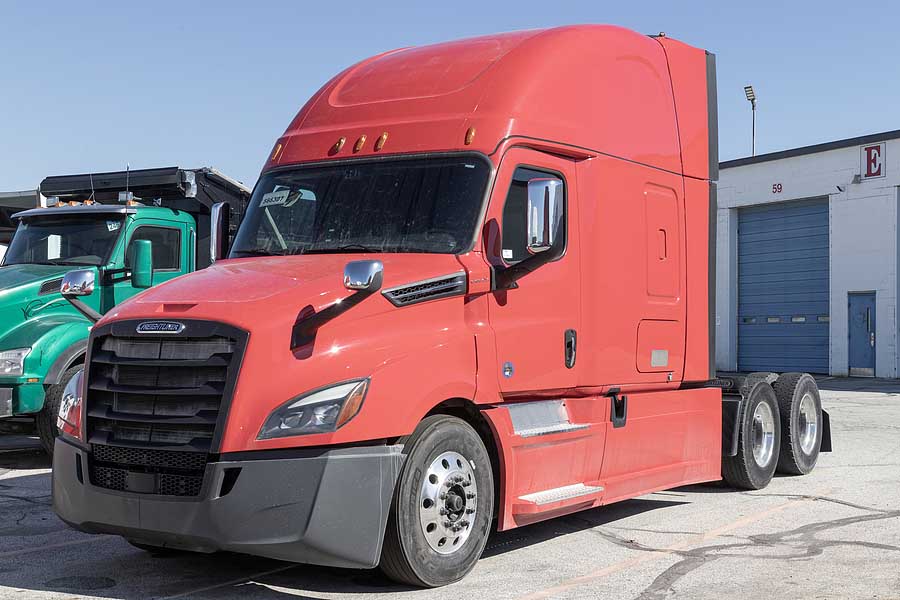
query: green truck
0 167 249 453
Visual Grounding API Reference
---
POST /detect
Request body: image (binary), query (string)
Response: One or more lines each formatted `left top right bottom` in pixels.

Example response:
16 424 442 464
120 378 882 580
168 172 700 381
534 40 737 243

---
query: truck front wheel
722 382 781 490
35 365 82 455
380 415 494 588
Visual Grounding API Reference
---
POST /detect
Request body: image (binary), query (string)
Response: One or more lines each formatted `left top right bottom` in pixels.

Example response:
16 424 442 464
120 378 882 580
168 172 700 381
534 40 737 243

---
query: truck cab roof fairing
271 25 689 177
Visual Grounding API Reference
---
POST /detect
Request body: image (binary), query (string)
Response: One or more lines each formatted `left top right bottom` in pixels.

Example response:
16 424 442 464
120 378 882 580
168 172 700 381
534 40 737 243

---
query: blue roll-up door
738 198 829 373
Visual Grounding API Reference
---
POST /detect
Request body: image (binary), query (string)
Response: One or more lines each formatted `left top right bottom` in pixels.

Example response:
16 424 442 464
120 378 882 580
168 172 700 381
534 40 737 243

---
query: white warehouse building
716 129 900 377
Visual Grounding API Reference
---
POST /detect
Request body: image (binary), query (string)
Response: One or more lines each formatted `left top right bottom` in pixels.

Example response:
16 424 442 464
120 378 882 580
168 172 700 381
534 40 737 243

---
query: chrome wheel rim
419 451 477 554
798 392 819 455
751 401 776 468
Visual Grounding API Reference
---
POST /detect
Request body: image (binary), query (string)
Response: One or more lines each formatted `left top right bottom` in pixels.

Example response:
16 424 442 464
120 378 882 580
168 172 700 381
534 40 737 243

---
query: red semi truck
52 26 830 587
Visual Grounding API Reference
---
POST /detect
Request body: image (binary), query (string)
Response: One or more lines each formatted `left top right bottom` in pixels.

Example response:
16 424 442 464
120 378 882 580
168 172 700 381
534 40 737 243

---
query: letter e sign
861 143 886 179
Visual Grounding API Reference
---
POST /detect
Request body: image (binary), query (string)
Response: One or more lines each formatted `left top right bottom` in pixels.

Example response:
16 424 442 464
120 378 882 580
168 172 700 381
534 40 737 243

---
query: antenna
89 172 95 202
126 163 130 194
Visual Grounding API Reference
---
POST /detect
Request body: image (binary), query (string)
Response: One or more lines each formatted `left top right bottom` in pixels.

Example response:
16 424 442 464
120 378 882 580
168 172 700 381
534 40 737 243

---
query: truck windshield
231 156 490 257
2 215 125 267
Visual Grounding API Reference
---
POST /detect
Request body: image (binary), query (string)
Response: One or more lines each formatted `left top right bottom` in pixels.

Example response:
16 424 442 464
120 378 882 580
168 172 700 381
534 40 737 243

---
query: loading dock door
738 198 829 373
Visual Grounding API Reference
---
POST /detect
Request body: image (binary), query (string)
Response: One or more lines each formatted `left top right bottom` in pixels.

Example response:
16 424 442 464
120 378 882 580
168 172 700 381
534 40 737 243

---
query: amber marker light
465 127 476 145
335 379 369 428
270 142 283 161
333 137 347 153
374 132 388 151
353 134 367 153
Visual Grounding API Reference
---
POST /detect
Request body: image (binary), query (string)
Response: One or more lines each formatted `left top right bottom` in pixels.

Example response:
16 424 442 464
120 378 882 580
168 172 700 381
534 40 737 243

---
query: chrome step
516 422 589 438
518 483 604 506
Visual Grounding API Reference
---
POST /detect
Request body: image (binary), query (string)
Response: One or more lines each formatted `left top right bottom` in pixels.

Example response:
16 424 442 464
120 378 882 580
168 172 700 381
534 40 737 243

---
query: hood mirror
344 260 384 293
60 269 102 323
60 269 96 297
526 177 564 254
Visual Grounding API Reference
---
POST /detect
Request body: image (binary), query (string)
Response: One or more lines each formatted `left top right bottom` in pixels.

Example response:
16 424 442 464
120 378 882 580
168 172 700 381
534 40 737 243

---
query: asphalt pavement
0 377 897 599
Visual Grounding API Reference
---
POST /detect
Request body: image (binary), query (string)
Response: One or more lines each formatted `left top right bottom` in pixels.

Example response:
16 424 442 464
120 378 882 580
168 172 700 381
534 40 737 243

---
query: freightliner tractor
52 26 831 587
0 167 249 453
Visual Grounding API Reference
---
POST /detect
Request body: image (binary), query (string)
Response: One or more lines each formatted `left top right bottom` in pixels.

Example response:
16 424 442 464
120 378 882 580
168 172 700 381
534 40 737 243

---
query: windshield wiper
232 249 287 258
298 244 382 255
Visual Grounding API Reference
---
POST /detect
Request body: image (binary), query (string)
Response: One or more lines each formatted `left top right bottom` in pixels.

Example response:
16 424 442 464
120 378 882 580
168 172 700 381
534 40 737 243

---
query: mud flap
820 409 832 452
721 396 742 457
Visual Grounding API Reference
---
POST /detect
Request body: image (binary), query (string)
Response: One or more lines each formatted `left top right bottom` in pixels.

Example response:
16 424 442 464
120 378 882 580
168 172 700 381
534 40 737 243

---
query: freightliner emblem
136 321 186 334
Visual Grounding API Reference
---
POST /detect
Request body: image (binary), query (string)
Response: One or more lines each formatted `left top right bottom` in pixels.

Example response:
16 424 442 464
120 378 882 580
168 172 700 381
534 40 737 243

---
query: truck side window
125 227 181 271
501 167 566 264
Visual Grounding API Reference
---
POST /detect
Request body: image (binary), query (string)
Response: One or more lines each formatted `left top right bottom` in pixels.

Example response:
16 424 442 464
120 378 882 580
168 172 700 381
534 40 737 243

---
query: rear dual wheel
380 415 494 588
773 373 823 475
722 381 781 490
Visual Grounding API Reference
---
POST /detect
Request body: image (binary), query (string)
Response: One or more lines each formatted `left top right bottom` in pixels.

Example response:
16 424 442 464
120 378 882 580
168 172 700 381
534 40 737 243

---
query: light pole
744 85 757 156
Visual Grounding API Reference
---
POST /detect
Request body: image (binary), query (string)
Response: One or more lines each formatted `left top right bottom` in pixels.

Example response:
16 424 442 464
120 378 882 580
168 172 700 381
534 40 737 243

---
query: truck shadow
0 469 687 598
814 376 900 394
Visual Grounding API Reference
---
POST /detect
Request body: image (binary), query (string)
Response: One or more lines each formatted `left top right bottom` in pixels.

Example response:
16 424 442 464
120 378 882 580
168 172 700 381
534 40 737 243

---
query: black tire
35 365 82 456
773 373 822 475
722 382 781 490
380 415 494 588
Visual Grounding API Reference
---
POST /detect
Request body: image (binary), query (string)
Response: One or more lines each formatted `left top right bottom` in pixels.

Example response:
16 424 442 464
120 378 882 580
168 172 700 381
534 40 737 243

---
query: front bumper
52 437 405 569
0 382 45 417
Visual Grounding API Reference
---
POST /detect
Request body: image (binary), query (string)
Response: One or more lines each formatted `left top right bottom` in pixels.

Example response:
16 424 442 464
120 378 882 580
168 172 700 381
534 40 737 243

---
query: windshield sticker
502 249 513 259
107 220 121 232
260 189 291 208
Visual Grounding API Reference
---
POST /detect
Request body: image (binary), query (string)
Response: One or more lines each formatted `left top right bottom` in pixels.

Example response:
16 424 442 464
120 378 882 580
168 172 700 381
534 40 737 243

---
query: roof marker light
270 142 283 162
332 137 346 154
375 132 388 151
354 134 367 153
465 127 476 145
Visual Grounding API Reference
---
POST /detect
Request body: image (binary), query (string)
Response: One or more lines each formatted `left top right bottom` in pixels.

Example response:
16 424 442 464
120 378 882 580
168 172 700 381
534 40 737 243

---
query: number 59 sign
772 183 783 194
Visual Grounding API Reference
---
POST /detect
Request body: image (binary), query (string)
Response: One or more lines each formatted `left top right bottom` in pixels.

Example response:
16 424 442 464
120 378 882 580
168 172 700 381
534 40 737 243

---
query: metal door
848 292 876 377
738 198 829 373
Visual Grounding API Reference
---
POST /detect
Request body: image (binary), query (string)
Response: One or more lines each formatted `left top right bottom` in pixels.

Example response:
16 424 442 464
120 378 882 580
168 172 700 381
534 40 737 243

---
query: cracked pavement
0 377 898 599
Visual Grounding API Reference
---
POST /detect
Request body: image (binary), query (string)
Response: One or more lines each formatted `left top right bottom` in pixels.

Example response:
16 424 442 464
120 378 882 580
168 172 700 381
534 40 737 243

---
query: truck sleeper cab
52 26 829 588
0 167 249 452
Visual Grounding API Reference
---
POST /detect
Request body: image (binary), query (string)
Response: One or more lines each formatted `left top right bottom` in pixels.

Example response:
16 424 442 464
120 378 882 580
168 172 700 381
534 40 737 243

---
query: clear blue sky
2 1 898 191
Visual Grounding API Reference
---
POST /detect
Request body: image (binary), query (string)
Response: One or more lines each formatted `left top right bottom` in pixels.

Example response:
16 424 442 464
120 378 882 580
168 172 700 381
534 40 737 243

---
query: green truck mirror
131 239 154 289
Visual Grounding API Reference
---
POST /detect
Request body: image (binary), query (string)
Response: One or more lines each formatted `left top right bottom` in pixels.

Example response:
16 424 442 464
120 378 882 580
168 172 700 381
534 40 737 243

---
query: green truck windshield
3 215 125 267
230 156 490 257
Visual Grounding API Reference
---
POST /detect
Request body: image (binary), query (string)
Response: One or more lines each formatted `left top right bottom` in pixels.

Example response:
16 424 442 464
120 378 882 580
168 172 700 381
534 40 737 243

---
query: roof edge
721 128 900 169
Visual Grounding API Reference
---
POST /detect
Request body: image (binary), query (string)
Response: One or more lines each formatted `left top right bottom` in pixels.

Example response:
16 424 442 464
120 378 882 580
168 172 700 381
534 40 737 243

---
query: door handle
870 332 875 347
564 329 577 369
608 388 628 428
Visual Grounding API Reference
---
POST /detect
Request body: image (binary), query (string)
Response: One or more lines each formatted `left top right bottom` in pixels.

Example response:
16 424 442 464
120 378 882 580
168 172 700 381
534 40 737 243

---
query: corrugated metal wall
738 198 829 373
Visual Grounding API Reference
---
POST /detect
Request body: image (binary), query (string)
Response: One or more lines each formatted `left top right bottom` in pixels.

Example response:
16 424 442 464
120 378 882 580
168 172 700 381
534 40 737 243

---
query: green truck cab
0 167 249 452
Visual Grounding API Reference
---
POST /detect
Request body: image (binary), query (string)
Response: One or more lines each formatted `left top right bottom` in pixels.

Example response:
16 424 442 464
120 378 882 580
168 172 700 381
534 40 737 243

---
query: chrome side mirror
210 202 230 263
60 269 96 297
344 260 384 293
526 178 564 254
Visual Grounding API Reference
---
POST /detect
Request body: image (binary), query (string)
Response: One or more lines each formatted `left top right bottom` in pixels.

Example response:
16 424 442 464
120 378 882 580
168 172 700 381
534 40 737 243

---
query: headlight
258 379 369 440
0 348 31 376
57 369 84 440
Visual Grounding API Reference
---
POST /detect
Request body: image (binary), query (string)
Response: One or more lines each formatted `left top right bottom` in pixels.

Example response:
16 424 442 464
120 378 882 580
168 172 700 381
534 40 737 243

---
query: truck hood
0 263 71 291
0 263 85 351
102 253 479 453
111 253 468 330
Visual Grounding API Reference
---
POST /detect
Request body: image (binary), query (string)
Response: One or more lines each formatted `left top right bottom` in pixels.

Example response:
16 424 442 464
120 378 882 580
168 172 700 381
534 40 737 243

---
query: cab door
485 148 581 394
109 220 190 308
